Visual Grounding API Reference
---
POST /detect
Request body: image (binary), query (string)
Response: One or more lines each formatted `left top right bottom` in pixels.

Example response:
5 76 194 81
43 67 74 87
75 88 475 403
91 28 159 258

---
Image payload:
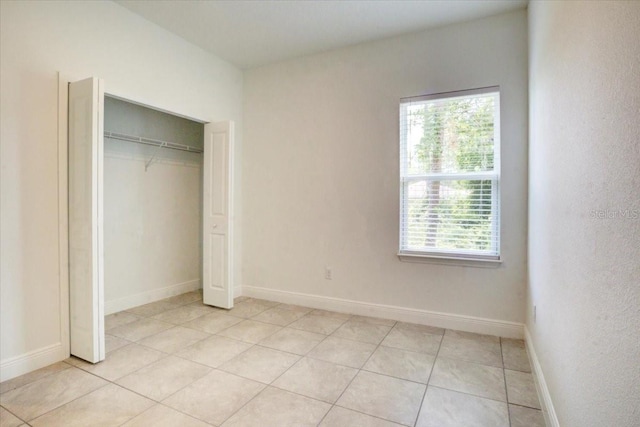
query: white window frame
398 86 501 264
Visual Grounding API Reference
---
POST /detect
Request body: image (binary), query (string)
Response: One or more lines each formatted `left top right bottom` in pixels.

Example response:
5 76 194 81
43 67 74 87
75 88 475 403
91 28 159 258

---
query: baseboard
242 285 523 339
234 285 243 299
105 279 201 315
0 342 67 382
525 326 559 427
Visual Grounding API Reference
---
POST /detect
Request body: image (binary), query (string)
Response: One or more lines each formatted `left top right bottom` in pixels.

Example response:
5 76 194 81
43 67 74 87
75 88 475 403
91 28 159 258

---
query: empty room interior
0 1 638 426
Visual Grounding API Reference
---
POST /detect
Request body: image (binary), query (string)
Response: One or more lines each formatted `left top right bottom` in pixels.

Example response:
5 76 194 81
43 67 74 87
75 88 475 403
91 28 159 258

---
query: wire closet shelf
103 131 203 154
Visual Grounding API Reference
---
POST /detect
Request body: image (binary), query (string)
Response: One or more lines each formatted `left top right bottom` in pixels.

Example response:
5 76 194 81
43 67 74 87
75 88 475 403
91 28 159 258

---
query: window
399 87 500 261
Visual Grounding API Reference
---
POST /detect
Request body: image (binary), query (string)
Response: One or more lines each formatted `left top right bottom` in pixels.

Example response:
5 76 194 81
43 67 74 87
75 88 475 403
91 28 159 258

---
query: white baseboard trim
0 342 67 382
234 285 243 298
105 279 201 315
525 326 559 427
242 285 523 339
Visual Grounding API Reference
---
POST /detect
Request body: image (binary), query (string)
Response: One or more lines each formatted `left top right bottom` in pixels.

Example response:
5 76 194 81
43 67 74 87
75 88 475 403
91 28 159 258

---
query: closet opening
103 96 205 316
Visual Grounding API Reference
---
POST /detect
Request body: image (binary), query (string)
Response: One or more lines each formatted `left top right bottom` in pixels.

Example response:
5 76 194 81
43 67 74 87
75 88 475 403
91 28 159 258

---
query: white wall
528 2 640 426
0 0 242 380
243 11 528 327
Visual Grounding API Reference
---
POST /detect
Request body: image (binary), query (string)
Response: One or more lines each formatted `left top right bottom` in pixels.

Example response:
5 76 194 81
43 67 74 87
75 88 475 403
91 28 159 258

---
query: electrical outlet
325 266 332 280
533 305 537 323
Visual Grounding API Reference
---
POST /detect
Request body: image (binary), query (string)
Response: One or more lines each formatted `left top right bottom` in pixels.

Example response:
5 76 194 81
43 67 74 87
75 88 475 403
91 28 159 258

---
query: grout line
0 404 29 425
316 320 399 426
413 327 444 426
501 337 513 427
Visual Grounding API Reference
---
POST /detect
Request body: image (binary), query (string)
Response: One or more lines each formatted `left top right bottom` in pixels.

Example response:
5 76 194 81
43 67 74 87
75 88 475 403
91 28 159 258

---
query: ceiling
116 0 528 69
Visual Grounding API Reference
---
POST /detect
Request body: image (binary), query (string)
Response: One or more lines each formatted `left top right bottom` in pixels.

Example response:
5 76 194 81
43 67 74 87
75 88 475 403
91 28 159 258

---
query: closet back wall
104 98 204 313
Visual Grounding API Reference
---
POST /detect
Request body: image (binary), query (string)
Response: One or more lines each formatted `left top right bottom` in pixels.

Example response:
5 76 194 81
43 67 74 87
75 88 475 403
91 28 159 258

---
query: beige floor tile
108 318 173 342
332 321 392 345
151 305 211 324
0 406 24 427
395 322 445 336
337 370 426 426
259 328 325 355
116 356 211 401
308 336 377 368
176 335 252 367
226 300 272 318
309 309 351 320
251 307 307 326
349 315 397 326
445 330 500 343
127 300 180 317
416 386 509 427
0 368 107 421
244 298 280 308
381 326 442 354
163 370 265 425
106 334 132 353
273 357 358 403
220 346 300 383
222 386 331 427
0 361 71 395
218 320 282 343
364 345 435 383
429 357 506 401
289 314 347 335
502 339 531 372
319 406 403 426
438 335 503 368
234 296 250 303
163 290 203 306
122 404 210 427
30 384 153 427
76 343 164 381
509 404 545 427
276 303 314 314
105 312 141 330
505 370 540 409
187 300 226 313
138 326 209 354
183 312 243 334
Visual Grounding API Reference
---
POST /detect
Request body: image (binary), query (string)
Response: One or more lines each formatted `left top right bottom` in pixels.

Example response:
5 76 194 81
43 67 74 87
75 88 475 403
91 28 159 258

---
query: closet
68 77 234 364
103 96 204 313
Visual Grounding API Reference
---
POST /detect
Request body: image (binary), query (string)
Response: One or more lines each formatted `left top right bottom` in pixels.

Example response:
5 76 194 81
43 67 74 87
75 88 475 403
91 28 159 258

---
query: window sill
397 252 502 268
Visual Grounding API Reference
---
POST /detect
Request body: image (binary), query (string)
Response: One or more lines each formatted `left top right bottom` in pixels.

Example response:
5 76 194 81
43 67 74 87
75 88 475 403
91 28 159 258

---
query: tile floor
0 291 545 426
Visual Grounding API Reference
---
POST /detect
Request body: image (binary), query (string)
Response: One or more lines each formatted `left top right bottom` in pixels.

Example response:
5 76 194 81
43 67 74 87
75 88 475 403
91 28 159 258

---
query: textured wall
528 2 640 426
243 10 528 323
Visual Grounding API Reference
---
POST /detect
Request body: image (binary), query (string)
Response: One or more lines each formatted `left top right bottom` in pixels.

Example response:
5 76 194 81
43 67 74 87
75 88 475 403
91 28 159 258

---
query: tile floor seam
153 395 218 426
425 384 515 406
0 404 28 425
331 403 410 426
413 325 445 427
317 318 399 426
501 337 513 427
22 380 112 423
207 375 267 427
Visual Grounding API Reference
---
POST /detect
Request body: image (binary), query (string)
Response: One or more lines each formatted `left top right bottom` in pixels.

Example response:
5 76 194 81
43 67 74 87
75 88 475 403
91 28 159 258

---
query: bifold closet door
202 121 234 309
68 77 105 363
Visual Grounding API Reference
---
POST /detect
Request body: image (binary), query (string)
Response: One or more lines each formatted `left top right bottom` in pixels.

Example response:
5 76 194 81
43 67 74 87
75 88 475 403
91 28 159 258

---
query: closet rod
103 131 203 153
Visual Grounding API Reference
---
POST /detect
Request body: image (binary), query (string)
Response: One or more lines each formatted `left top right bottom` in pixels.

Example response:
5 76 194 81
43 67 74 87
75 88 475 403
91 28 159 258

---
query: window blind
399 87 500 260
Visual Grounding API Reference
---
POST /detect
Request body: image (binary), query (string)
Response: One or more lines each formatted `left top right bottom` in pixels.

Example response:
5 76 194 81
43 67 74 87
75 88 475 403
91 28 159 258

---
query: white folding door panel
68 77 105 363
202 121 234 308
